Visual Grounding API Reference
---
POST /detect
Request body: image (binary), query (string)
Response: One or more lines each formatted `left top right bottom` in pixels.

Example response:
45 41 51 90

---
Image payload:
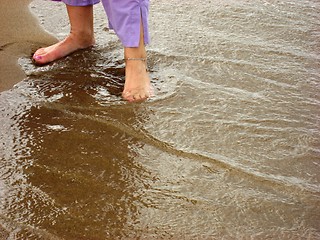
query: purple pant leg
52 0 150 47
52 0 100 6
101 0 150 47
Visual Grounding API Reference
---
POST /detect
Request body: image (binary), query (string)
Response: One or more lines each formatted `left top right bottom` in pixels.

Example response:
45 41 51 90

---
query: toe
33 54 44 64
33 53 50 65
122 91 134 102
33 48 47 56
133 91 148 102
122 88 151 102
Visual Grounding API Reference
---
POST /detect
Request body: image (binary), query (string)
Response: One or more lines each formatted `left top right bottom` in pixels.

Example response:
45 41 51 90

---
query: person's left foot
122 58 151 102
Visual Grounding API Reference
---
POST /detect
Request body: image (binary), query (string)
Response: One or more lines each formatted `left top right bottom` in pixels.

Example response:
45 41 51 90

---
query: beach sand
0 0 56 92
0 2 55 234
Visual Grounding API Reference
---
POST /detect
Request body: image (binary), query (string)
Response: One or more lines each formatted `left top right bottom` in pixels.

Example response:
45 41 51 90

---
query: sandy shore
0 0 110 92
0 0 57 92
0 1 56 235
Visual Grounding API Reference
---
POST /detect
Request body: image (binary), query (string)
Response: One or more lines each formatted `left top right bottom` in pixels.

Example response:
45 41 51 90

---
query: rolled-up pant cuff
52 0 100 7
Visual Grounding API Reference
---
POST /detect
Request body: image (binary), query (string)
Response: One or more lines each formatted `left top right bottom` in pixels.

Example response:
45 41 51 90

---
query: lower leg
33 5 95 64
122 22 151 102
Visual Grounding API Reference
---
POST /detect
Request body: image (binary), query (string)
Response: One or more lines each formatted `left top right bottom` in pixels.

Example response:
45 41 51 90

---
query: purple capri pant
52 0 150 47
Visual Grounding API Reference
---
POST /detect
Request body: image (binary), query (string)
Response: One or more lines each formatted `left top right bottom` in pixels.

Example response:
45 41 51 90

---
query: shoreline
0 0 57 92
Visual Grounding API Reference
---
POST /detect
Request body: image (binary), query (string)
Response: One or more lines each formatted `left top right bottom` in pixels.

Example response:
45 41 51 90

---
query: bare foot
122 58 151 102
33 34 95 65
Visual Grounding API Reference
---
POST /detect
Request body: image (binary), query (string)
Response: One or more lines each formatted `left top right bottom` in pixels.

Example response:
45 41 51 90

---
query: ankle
125 58 147 71
68 30 95 47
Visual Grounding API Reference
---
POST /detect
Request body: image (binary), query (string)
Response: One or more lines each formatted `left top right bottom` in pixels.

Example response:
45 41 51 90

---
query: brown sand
0 1 56 232
0 0 57 92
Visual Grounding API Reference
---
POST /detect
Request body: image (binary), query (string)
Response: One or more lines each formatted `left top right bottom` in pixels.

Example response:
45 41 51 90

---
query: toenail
34 55 42 60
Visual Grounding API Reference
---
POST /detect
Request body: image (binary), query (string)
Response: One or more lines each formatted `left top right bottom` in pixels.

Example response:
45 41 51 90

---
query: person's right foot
33 34 95 65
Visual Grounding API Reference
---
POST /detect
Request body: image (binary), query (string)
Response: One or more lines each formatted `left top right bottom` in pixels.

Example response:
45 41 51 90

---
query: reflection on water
0 0 320 239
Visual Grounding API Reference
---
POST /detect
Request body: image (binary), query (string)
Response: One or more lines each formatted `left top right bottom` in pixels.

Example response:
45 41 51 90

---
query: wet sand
0 0 319 239
0 0 112 92
0 0 56 92
0 1 55 235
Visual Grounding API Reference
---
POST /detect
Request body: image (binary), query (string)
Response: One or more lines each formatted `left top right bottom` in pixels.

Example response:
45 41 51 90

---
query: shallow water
0 0 319 239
